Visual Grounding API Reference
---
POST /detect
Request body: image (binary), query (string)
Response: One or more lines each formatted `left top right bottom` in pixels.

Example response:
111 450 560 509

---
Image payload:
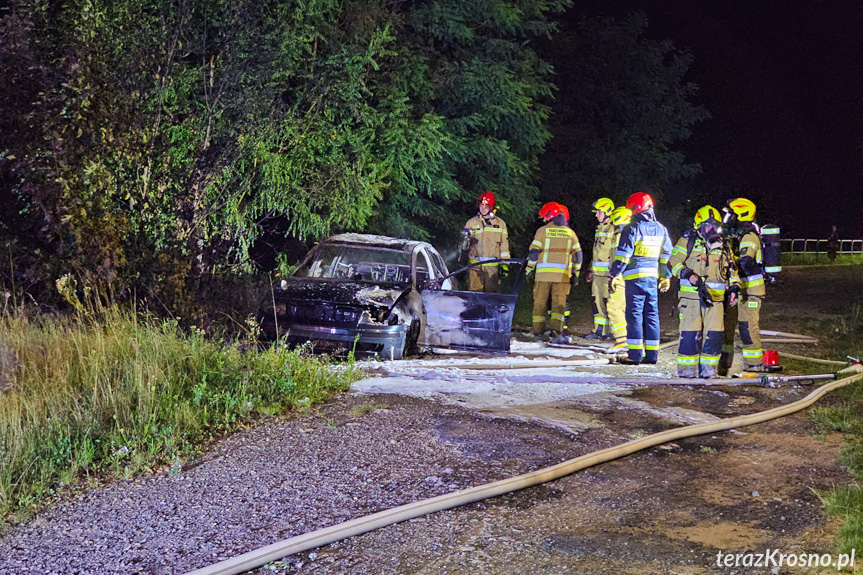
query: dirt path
0 267 860 574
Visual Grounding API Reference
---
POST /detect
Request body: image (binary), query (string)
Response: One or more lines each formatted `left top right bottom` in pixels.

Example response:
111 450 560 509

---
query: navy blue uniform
609 209 673 363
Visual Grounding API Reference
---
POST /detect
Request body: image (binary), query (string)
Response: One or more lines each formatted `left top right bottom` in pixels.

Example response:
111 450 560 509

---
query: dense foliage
0 0 564 295
1 2 703 305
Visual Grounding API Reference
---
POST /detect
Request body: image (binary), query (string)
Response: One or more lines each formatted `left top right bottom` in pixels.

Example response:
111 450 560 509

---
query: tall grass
0 307 361 517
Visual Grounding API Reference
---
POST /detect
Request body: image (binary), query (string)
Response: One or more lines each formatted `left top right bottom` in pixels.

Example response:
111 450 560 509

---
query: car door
419 259 523 354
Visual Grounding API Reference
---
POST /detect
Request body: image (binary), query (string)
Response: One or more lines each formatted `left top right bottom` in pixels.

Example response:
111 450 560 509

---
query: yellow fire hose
760 330 819 341
778 351 850 367
185 370 863 575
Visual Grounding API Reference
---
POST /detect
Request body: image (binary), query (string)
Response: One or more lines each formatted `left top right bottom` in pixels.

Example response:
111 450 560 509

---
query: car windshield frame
292 243 415 285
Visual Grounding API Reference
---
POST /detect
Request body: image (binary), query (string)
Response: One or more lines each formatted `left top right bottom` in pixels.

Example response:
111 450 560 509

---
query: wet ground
0 267 860 574
263 386 848 575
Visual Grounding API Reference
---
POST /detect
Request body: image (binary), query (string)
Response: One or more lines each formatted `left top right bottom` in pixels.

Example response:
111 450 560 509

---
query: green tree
368 0 569 248
1 0 567 300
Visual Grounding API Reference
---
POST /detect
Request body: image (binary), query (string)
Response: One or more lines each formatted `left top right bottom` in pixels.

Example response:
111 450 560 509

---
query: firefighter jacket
591 220 616 277
609 209 673 281
735 224 766 297
527 218 583 283
464 213 510 267
667 231 739 302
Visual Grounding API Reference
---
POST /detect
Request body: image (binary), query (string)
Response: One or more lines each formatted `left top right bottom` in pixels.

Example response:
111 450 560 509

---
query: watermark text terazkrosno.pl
716 549 855 571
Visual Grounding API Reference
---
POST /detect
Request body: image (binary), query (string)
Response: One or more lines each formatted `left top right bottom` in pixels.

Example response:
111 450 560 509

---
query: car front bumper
283 322 409 359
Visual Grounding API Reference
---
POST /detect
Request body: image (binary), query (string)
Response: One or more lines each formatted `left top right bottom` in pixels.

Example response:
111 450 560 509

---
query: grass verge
810 304 863 555
781 253 863 266
0 307 362 522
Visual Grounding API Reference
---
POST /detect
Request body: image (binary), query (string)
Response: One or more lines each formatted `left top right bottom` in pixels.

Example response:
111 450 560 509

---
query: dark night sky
565 0 863 238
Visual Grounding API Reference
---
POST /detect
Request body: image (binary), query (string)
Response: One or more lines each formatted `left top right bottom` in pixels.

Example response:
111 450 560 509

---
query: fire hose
185 370 863 575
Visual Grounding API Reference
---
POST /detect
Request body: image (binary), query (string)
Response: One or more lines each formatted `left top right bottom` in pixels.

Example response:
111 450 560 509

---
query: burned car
258 233 523 359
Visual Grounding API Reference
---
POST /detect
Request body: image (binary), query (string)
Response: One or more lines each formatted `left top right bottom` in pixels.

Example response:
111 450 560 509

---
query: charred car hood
277 280 409 310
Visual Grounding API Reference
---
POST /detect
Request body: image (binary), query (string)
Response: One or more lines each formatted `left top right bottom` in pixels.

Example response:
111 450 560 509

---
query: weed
822 484 863 555
700 445 714 454
322 416 337 428
350 404 388 418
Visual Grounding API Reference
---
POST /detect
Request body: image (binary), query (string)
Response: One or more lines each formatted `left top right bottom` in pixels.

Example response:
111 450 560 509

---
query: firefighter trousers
676 296 724 378
533 281 570 335
591 274 626 343
722 295 763 368
738 295 763 367
468 265 499 293
624 277 660 363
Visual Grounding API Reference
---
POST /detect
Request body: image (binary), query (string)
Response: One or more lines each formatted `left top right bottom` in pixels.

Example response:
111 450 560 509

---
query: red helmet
477 191 496 210
626 191 654 214
539 202 562 220
558 204 570 222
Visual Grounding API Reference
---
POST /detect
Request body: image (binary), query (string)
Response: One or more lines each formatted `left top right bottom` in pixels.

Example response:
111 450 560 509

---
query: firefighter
720 197 768 372
461 192 510 293
604 206 632 353
559 204 573 334
527 202 583 341
667 206 740 378
585 198 616 340
608 191 673 365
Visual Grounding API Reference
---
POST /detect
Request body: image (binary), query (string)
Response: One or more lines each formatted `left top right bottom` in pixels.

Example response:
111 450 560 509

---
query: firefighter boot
699 364 718 379
718 351 733 377
552 333 573 345
678 366 698 378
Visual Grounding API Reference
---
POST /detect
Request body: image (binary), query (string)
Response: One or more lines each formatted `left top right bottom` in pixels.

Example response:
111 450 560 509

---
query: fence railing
781 239 863 254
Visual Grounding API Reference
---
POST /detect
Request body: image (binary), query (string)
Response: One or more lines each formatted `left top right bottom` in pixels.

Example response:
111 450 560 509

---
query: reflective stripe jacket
527 222 583 283
609 209 673 281
667 231 739 302
464 214 510 266
591 220 616 276
736 226 766 297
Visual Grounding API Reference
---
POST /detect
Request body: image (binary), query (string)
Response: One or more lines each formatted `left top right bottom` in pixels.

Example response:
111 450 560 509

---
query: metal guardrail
781 239 863 254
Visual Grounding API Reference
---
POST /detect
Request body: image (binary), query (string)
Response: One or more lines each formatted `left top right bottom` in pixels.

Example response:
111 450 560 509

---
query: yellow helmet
609 206 632 226
694 205 721 228
591 197 615 215
724 197 756 222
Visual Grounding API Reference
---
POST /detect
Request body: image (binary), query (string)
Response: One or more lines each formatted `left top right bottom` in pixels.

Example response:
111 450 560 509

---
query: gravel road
0 377 848 575
0 392 594 574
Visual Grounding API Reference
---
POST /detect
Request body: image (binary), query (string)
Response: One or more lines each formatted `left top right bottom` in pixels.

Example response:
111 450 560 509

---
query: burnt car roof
324 233 428 252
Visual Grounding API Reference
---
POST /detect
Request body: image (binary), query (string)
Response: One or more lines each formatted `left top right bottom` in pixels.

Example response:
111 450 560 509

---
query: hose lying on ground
761 330 819 341
375 372 767 385
762 338 820 345
184 372 863 575
778 351 849 367
375 358 611 371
